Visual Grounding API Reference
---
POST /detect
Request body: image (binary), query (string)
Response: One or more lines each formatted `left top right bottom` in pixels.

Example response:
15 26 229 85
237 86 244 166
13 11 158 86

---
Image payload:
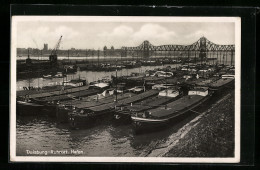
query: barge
131 87 213 133
68 90 159 129
208 77 234 91
16 81 109 116
113 87 182 124
56 90 133 123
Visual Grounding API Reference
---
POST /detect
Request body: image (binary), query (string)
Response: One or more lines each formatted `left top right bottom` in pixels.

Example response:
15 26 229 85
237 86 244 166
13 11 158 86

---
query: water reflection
17 114 173 157
16 64 180 90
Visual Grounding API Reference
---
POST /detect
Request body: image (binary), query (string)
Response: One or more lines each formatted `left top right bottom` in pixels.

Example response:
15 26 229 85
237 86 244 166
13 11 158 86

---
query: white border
10 16 241 163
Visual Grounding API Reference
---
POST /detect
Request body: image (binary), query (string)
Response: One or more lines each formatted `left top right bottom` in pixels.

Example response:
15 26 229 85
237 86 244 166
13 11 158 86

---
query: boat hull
17 100 58 117
68 109 113 129
112 111 133 125
209 78 234 91
16 101 45 116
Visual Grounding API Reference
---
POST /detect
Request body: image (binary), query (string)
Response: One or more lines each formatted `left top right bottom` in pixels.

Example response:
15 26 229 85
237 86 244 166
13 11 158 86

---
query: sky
16 20 235 50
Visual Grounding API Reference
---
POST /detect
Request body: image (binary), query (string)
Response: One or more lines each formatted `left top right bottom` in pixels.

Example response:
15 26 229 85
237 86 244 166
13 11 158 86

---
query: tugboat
131 87 213 134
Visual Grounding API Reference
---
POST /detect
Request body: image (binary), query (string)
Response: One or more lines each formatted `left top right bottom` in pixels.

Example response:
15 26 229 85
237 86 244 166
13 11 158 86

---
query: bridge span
121 37 235 65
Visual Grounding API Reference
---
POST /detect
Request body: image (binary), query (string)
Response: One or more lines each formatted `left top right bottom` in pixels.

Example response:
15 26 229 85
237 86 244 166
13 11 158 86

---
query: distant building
43 43 48 51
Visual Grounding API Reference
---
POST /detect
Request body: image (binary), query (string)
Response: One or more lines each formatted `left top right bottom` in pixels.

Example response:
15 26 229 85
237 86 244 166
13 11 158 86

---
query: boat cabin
159 89 179 98
221 74 235 79
154 71 174 77
63 79 86 87
188 87 209 96
183 75 192 79
89 82 110 90
128 86 145 94
152 84 175 90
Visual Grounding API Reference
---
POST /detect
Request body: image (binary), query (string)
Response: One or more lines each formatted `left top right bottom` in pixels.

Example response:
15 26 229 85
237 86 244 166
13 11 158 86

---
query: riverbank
163 91 235 157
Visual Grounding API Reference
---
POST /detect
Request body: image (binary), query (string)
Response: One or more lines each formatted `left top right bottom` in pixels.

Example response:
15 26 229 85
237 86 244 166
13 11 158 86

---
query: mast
165 77 168 110
217 50 218 66
115 59 118 103
37 49 40 91
78 69 81 100
225 51 228 65
121 49 123 76
200 51 202 65
86 49 88 63
220 52 222 65
68 50 70 63
91 49 94 66
230 50 233 66
27 49 31 89
98 49 100 67
188 50 190 67
41 50 42 60
194 50 197 65
109 49 111 70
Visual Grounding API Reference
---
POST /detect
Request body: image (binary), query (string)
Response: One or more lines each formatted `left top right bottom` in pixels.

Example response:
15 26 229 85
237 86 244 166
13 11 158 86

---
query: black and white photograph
10 16 241 163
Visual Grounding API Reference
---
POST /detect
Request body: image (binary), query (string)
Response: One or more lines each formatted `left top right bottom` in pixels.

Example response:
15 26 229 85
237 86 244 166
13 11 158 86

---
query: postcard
10 16 241 163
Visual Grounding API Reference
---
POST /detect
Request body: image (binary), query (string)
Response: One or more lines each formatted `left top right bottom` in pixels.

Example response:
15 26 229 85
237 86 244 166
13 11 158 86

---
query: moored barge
56 90 132 123
68 90 159 129
131 87 213 133
208 77 234 91
113 87 182 124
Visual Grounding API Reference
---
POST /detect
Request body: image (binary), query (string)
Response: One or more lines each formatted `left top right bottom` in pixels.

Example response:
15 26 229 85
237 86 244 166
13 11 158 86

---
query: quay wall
163 92 235 157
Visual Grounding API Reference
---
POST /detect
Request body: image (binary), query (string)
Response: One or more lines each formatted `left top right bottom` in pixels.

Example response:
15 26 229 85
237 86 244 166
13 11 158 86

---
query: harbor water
16 58 233 90
16 110 200 156
16 64 180 90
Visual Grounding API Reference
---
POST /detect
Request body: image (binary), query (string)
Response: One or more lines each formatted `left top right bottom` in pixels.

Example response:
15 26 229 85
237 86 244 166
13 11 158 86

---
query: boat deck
117 90 159 106
35 88 99 102
196 77 219 86
25 86 89 99
209 78 234 88
121 96 175 112
86 90 159 112
149 95 205 118
17 86 64 97
71 93 135 109
144 76 165 82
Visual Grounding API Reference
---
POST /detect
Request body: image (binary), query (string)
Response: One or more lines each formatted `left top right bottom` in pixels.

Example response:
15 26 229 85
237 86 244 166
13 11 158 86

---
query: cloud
97 25 134 47
17 25 79 49
133 24 176 45
17 22 235 49
98 24 177 47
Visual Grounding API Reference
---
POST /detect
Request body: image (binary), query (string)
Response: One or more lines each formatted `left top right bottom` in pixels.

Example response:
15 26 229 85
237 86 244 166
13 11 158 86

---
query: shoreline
147 91 234 157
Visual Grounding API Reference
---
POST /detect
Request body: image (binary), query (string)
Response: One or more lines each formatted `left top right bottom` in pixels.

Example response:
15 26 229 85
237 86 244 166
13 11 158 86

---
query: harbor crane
49 35 63 65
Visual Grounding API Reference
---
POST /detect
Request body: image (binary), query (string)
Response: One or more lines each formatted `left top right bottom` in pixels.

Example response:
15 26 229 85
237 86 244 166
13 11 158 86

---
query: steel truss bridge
121 37 235 65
